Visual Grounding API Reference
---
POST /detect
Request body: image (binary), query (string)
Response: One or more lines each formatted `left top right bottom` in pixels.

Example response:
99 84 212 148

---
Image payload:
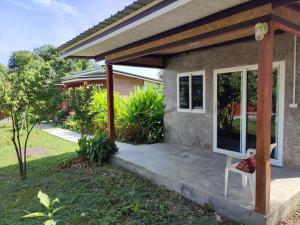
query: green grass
0 121 235 225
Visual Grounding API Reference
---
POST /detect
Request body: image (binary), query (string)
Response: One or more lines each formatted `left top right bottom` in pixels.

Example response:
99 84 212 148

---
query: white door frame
213 61 285 166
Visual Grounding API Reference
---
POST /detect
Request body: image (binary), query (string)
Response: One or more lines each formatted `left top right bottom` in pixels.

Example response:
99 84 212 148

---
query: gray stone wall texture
163 33 300 169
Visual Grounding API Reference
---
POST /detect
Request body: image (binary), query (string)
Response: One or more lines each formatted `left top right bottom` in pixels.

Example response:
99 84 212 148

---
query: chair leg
248 175 255 203
242 175 247 188
224 168 229 197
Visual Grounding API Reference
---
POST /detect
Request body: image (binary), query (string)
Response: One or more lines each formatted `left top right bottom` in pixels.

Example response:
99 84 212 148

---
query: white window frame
177 70 205 113
212 61 285 167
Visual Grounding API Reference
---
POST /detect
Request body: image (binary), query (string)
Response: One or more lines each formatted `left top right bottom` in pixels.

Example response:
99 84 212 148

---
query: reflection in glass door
246 69 280 160
214 63 284 165
217 72 243 153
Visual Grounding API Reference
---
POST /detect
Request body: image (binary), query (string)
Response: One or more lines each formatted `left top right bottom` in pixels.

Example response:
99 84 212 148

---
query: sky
0 0 161 79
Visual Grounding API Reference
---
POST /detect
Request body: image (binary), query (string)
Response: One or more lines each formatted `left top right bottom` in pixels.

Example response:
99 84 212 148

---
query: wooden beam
105 4 272 63
105 56 165 69
274 5 300 26
106 64 115 144
273 6 300 36
152 26 254 55
273 20 300 37
255 22 274 215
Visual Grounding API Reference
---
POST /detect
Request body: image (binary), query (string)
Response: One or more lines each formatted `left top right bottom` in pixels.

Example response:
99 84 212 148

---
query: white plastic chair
224 143 277 202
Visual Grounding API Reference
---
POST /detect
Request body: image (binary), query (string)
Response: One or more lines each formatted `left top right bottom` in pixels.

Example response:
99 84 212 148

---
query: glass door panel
217 72 243 153
246 69 280 160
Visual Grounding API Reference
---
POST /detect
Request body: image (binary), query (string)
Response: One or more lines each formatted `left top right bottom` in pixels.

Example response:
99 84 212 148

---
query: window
177 71 205 113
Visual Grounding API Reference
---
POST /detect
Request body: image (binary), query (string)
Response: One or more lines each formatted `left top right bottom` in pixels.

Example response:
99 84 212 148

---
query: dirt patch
13 148 49 159
277 205 300 225
27 147 49 158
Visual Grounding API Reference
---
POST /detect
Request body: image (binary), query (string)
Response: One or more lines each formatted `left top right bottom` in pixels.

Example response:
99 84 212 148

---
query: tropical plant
77 133 118 164
23 190 65 225
120 86 164 144
90 89 125 134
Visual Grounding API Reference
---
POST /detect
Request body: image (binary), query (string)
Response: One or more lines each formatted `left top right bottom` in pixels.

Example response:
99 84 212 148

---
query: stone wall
163 33 300 169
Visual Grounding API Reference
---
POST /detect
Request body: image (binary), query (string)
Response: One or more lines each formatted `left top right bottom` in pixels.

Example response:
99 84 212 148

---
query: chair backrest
246 143 277 157
270 143 277 155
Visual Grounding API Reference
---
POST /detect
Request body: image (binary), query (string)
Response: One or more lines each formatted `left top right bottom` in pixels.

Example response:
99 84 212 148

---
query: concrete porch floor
113 143 300 225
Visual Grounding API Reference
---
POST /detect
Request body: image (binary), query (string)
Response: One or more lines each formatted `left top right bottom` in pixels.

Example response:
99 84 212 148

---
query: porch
59 0 300 222
113 143 300 225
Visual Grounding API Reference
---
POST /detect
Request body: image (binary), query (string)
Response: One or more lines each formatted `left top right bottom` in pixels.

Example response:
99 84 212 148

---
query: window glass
192 75 203 109
179 76 189 109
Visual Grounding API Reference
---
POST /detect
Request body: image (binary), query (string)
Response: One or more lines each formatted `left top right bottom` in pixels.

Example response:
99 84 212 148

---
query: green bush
62 117 80 132
90 89 125 134
66 85 95 135
77 133 118 164
65 85 164 144
120 86 164 144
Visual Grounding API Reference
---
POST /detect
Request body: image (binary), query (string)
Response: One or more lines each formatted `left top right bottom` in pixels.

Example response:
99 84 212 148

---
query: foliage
65 85 95 136
33 45 94 77
0 51 62 179
0 64 7 119
77 133 118 164
90 89 125 134
0 45 95 179
23 190 65 225
217 73 241 131
120 86 164 144
62 117 80 133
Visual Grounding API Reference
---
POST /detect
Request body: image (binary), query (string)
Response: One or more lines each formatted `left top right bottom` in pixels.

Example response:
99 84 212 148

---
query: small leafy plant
23 190 65 225
77 133 118 164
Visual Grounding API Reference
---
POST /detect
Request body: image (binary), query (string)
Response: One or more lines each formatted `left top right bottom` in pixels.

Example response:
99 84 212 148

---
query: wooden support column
255 22 274 214
106 64 115 143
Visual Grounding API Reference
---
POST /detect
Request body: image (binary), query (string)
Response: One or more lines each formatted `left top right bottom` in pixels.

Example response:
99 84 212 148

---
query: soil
277 205 300 225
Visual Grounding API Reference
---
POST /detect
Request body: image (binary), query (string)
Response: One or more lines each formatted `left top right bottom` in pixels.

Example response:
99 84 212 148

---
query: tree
0 51 59 179
33 45 94 77
0 45 95 179
32 45 94 121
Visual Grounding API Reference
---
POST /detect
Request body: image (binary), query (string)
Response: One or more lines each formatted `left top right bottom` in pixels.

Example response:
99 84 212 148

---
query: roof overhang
62 68 162 84
60 0 300 68
61 0 250 58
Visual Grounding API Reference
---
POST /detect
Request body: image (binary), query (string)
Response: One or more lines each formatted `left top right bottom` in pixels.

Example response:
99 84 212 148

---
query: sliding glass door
214 62 284 165
216 71 243 153
246 69 280 160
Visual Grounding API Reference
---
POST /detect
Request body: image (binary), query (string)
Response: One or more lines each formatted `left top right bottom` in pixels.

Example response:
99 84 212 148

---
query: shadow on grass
0 152 76 178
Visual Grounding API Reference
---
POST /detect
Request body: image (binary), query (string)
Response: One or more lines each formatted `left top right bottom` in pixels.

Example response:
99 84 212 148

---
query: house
58 1 300 224
62 67 162 96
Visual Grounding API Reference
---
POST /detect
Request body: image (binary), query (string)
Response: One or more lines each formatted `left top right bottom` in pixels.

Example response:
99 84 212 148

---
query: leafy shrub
77 133 118 164
120 86 164 144
62 117 80 132
66 85 95 135
90 89 125 134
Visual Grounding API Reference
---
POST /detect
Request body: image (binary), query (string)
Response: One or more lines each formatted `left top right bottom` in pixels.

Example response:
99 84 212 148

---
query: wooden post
106 64 115 143
255 22 274 214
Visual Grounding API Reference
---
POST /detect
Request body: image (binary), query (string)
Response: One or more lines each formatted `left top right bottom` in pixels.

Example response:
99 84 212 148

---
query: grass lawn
0 121 235 225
